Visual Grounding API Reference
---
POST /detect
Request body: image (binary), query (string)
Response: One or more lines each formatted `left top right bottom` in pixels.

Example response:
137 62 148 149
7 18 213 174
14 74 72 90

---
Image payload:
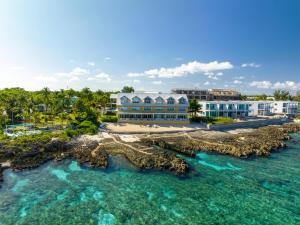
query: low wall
206 118 291 131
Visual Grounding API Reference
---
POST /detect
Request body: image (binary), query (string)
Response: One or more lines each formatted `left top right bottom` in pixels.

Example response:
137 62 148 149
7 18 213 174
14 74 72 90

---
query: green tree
256 93 268 101
121 86 134 93
273 90 291 100
189 99 202 118
41 87 51 112
294 90 300 101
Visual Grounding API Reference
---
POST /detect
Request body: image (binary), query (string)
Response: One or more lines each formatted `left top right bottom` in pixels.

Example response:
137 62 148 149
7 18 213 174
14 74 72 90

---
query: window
155 107 163 111
120 107 128 111
132 96 141 103
167 107 175 111
166 114 176 119
209 104 216 110
178 114 187 119
144 97 152 104
121 96 129 104
178 97 187 104
178 108 186 112
144 107 151 111
283 103 287 107
155 97 164 104
167 97 175 104
132 107 140 111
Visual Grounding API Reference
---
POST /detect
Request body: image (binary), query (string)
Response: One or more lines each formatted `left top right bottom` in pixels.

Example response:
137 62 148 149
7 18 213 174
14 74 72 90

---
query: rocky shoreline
1 123 300 187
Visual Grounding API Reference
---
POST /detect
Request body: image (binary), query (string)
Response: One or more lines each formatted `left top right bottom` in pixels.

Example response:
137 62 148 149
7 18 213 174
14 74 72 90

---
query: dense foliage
0 87 112 135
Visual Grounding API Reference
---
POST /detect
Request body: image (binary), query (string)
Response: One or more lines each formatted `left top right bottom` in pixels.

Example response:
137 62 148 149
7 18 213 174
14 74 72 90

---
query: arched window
132 96 141 103
167 97 175 104
155 97 164 104
178 97 187 104
121 96 130 104
144 96 152 104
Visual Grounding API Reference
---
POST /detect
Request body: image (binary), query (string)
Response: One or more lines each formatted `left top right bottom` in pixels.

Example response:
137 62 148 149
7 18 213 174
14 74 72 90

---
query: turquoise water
1 135 300 225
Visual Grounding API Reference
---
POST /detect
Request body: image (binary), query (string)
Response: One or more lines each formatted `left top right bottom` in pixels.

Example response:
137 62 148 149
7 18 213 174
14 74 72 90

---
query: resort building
209 89 241 101
199 100 299 118
199 101 252 118
171 88 241 101
251 101 299 116
113 93 189 124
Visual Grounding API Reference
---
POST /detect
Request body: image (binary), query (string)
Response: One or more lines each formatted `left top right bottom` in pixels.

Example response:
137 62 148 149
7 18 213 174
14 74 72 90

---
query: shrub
104 111 117 116
100 115 118 123
190 116 234 124
77 120 97 134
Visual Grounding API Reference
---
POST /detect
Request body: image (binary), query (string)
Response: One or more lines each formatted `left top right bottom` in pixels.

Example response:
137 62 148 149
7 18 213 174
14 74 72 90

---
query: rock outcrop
0 123 300 187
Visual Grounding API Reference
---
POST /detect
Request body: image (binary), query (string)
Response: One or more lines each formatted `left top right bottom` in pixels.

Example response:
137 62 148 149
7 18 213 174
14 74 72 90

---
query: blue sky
0 0 299 94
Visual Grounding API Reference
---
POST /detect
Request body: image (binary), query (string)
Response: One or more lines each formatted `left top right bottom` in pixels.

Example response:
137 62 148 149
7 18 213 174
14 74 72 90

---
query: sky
0 0 299 94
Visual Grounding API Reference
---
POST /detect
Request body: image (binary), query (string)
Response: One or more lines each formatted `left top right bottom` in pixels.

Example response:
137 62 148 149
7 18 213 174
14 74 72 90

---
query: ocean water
0 134 300 225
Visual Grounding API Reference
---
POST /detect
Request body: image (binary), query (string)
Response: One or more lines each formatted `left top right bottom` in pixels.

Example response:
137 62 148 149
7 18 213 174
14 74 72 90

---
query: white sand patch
77 134 104 142
1 161 11 167
106 123 204 133
101 132 113 139
118 134 140 142
227 128 255 134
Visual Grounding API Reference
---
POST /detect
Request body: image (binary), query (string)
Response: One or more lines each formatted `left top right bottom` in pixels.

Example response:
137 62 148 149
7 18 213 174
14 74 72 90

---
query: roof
114 92 189 105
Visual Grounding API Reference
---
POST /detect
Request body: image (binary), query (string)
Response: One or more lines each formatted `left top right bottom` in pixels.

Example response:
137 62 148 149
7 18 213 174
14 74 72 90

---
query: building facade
199 101 252 118
171 88 241 101
113 93 189 124
199 100 299 118
251 101 299 116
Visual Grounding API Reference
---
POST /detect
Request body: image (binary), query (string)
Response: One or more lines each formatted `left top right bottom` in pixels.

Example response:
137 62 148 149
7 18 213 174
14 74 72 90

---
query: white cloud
272 81 300 90
133 79 140 83
35 75 58 83
56 67 89 77
204 81 210 85
95 72 112 82
249 80 300 90
69 76 80 82
88 62 95 66
249 81 272 89
241 63 261 68
152 80 163 85
127 72 143 77
233 80 242 84
204 71 223 80
104 57 111 61
127 60 234 79
71 67 89 76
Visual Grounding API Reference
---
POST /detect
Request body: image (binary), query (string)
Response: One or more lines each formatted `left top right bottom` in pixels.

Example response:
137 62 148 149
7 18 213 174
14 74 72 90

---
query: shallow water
1 134 300 225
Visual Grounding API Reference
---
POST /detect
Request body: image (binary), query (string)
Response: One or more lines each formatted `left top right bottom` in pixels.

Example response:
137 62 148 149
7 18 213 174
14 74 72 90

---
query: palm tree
41 87 51 112
189 99 202 118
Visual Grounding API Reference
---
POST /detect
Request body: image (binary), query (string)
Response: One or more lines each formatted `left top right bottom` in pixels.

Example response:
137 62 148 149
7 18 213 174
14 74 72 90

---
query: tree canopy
273 90 292 101
121 86 134 93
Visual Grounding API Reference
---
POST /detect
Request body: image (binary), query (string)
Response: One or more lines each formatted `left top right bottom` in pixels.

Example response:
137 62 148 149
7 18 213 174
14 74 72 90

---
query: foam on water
68 161 82 172
50 169 69 182
198 159 241 171
12 179 29 192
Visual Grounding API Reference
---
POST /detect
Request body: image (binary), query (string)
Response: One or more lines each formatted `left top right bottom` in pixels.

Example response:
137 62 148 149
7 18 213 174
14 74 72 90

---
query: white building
251 101 299 116
112 93 190 124
199 100 299 118
199 101 252 118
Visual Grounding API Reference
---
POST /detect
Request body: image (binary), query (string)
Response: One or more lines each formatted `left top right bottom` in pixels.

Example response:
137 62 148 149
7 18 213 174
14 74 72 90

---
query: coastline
1 123 300 187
